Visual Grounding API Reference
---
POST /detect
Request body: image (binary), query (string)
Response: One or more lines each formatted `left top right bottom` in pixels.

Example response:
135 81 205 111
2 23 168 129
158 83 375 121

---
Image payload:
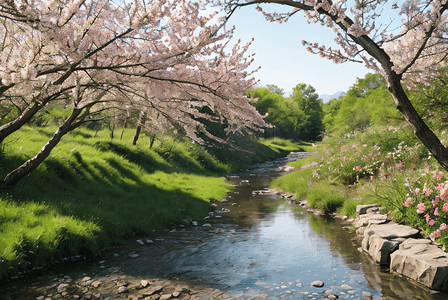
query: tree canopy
219 0 448 171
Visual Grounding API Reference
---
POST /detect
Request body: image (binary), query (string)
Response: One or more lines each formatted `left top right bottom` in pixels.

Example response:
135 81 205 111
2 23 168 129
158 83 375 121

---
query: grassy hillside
271 125 448 248
0 126 303 280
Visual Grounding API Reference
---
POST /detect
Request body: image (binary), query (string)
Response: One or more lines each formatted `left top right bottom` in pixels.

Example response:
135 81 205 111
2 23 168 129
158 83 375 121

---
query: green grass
0 127 302 280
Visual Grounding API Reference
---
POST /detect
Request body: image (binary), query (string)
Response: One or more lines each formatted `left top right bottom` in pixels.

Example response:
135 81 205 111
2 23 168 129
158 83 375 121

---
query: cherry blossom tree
0 0 267 186
220 0 448 171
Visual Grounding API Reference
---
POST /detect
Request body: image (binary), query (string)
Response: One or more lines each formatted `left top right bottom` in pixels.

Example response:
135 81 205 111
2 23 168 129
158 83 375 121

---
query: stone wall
353 204 448 291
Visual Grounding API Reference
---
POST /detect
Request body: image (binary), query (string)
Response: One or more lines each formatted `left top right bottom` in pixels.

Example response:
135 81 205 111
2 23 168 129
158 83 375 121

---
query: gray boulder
362 223 419 265
353 214 388 228
356 204 381 216
390 238 448 291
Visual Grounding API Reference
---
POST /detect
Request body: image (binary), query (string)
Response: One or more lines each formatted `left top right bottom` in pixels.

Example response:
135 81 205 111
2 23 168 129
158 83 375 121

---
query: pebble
311 280 324 288
136 239 145 245
362 291 373 299
192 221 198 226
118 286 128 293
341 284 353 289
141 280 150 287
128 253 139 258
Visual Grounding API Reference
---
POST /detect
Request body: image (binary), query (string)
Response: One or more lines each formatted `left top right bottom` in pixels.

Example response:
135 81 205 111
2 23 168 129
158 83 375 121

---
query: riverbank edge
286 195 448 295
0 127 310 282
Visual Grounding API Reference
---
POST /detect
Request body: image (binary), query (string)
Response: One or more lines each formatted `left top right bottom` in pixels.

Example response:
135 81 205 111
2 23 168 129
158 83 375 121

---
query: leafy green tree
289 84 324 141
409 67 448 130
266 84 284 95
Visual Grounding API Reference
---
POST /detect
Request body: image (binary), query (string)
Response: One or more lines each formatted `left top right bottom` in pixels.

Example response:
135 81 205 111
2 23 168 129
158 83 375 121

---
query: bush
307 181 345 214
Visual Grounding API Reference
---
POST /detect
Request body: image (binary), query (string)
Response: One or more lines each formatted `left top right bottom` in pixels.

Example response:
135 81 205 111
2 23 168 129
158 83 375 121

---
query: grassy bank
0 127 304 280
271 125 448 248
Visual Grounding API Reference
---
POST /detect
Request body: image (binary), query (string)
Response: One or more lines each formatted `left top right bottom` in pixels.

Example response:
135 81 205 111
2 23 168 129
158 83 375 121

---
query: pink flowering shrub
401 166 448 243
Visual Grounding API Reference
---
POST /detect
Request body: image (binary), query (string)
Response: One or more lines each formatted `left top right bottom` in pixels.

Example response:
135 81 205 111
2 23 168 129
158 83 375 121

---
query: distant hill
319 91 346 103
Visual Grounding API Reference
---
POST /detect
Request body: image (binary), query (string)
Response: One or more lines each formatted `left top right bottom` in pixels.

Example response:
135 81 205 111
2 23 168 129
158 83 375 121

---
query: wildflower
435 207 439 216
436 229 441 237
356 166 361 170
415 188 420 194
425 165 430 173
416 203 425 213
425 213 430 222
380 178 385 182
429 219 435 226
438 171 444 181
443 203 448 212
440 223 447 231
437 181 448 200
430 232 436 241
432 196 439 207
397 162 403 167
404 197 414 207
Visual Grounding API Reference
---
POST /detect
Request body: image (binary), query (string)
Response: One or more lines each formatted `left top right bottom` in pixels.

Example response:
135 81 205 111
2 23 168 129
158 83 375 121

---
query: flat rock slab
353 214 388 228
391 238 448 291
356 204 381 216
364 223 419 240
362 223 420 265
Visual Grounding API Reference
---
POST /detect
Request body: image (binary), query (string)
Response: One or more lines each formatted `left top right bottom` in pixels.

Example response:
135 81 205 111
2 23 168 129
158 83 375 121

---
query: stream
2 152 448 299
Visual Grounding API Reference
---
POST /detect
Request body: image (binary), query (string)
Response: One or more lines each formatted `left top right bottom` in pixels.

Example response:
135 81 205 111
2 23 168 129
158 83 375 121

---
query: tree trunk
149 133 156 149
0 101 45 144
387 73 448 171
1 107 83 187
132 110 147 146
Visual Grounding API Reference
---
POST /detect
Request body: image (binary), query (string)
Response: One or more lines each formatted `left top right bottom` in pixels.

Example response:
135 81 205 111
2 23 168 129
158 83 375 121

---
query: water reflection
3 152 448 299
138 152 448 299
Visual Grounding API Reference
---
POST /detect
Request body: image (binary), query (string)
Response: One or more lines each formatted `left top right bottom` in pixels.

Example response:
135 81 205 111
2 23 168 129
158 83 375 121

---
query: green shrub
307 181 345 214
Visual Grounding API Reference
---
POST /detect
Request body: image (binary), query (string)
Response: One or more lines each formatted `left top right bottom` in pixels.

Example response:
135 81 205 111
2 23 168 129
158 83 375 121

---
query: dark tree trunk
1 108 84 187
149 133 156 149
132 110 147 146
0 101 45 144
387 72 448 171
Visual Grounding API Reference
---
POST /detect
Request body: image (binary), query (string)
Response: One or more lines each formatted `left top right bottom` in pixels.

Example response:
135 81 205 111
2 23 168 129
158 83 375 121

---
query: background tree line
247 83 324 142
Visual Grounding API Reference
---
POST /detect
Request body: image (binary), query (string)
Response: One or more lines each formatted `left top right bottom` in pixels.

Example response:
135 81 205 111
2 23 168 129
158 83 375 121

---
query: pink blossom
377 152 381 156
437 181 448 200
440 223 447 231
425 165 430 173
443 203 448 212
415 188 420 194
355 152 359 155
383 173 388 176
436 229 441 237
380 178 385 182
356 166 361 170
404 197 414 207
425 213 430 222
437 171 444 181
397 162 403 167
435 207 439 216
432 196 439 207
429 219 435 226
430 232 436 241
416 203 425 213
369 153 373 156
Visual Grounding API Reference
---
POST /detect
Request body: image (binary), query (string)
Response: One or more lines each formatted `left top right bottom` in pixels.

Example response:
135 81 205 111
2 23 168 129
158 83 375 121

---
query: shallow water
2 152 448 299
126 152 447 299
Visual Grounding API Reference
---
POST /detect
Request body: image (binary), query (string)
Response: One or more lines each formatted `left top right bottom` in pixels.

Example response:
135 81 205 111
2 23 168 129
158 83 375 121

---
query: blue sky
225 5 372 96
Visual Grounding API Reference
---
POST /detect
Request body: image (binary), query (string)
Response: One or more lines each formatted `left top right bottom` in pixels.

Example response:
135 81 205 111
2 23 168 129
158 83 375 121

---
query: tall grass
0 127 300 280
